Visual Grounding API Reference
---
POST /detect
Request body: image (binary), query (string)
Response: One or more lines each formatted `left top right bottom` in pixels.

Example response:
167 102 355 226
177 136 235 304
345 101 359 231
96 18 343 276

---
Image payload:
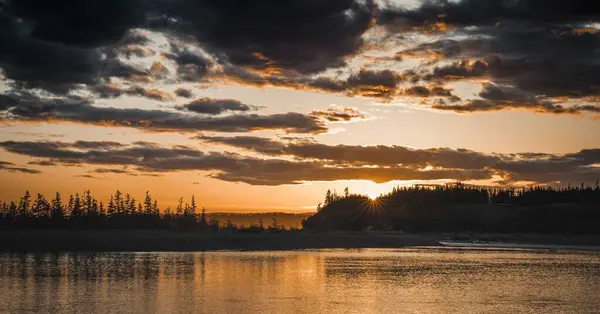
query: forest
303 182 600 233
2 182 600 234
0 190 298 231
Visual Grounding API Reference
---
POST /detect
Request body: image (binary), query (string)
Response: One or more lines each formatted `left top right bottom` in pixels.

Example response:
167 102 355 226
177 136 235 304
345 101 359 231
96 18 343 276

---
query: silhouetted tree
199 206 208 229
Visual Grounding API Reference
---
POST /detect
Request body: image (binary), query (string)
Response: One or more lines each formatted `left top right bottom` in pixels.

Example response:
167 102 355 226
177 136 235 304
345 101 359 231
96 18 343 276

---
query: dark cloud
3 0 600 117
75 174 98 179
197 135 600 185
404 85 454 98
174 88 193 99
0 141 205 165
91 83 124 98
309 107 366 122
223 67 406 100
346 69 402 98
0 92 328 134
161 0 376 74
177 98 258 115
27 160 57 166
4 139 600 185
379 0 600 30
0 160 41 174
125 86 174 101
0 3 151 94
93 168 131 174
164 44 213 81
198 135 501 169
374 1 600 113
430 83 600 114
92 84 175 101
0 0 378 95
0 140 491 185
71 141 126 150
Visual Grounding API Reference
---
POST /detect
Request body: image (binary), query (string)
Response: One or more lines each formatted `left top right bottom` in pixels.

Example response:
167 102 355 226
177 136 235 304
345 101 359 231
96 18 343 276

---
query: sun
367 191 379 200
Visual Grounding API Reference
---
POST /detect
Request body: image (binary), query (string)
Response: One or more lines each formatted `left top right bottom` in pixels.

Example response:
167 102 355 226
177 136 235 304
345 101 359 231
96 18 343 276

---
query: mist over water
0 249 599 313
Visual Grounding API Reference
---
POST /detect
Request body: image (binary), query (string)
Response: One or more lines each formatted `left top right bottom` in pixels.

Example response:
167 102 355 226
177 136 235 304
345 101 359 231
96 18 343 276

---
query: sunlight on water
0 248 599 313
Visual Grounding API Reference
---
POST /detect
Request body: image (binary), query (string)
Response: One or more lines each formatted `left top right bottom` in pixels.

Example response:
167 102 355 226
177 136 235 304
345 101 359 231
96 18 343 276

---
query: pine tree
324 189 332 206
18 191 31 218
51 192 64 221
152 200 159 215
176 198 184 216
71 193 82 217
83 190 93 216
190 195 197 216
114 190 123 215
67 194 74 217
199 207 208 229
124 193 132 214
107 195 116 216
8 202 17 220
128 197 137 215
144 191 153 215
33 193 47 218
91 199 98 216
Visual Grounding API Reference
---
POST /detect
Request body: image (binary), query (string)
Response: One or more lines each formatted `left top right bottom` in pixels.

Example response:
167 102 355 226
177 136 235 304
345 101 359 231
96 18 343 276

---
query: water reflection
0 249 599 313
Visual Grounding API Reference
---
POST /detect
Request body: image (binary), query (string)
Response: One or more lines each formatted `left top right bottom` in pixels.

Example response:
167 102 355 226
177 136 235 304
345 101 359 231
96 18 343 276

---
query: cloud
75 174 99 179
2 0 600 117
345 69 403 98
125 86 174 101
27 160 58 166
309 107 366 122
174 88 193 99
403 85 455 98
3 139 600 185
378 0 600 30
0 92 328 134
177 98 259 115
164 44 213 82
197 135 502 169
158 0 376 74
372 1 600 113
197 135 600 185
93 168 131 174
0 140 492 185
430 83 600 114
0 1 374 98
223 67 406 100
0 161 42 174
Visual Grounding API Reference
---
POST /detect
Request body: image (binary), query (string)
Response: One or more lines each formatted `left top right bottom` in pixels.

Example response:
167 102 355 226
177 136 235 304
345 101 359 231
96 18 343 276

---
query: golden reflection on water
0 248 599 313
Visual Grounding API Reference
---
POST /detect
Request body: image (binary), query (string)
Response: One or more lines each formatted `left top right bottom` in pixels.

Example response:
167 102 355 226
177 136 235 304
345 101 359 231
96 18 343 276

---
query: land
1 230 598 252
0 230 439 252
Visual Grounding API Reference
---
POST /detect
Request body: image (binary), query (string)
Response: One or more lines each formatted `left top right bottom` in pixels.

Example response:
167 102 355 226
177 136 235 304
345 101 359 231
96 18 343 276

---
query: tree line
0 190 288 231
305 182 600 233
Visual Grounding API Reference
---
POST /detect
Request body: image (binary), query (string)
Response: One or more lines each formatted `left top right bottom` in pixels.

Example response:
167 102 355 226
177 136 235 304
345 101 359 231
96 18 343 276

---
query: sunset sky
1 0 600 211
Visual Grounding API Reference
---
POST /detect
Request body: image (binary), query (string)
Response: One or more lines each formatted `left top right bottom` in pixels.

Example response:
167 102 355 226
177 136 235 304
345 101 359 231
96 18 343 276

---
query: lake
0 248 599 313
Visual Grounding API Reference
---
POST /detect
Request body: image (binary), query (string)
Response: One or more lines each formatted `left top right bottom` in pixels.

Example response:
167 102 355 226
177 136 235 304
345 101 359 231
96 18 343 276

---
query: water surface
1 248 599 313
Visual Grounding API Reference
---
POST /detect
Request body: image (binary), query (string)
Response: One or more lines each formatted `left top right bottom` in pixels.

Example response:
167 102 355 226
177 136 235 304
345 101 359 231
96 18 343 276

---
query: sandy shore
0 230 439 252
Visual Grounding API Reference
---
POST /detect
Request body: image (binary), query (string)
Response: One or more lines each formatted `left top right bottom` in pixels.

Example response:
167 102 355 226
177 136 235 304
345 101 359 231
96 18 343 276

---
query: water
0 248 599 313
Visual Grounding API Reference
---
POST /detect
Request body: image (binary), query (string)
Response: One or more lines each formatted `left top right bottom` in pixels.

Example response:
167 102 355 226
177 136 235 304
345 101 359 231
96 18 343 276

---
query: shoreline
1 230 598 252
0 230 439 252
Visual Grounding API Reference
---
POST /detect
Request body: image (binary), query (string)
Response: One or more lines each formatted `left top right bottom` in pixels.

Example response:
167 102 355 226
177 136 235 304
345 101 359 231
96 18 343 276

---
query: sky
1 0 600 212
